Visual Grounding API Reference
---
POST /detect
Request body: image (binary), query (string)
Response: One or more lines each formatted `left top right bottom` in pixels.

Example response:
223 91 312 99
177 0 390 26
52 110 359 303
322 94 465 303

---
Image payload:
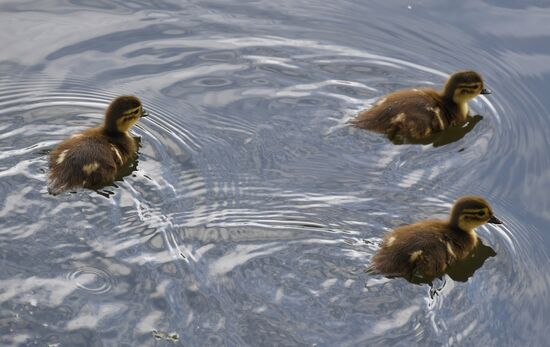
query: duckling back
371 219 480 280
371 221 450 279
352 89 455 139
48 129 136 195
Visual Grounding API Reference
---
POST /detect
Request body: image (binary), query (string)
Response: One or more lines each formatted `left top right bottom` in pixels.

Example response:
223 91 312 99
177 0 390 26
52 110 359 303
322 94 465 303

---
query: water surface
1 0 549 346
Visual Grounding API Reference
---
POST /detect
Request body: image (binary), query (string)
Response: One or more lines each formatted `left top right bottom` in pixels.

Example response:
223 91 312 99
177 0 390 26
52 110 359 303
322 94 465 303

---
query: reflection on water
446 240 497 282
1 0 550 346
365 232 497 285
388 115 484 147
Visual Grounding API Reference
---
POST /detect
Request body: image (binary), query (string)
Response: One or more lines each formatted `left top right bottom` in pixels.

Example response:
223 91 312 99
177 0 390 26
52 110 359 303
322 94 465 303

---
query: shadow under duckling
369 196 502 282
351 70 491 141
48 96 148 195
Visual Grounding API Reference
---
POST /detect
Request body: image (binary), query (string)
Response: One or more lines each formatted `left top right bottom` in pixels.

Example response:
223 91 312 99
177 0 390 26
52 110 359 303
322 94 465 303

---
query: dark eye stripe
462 210 485 216
123 115 138 122
123 106 141 115
459 88 478 94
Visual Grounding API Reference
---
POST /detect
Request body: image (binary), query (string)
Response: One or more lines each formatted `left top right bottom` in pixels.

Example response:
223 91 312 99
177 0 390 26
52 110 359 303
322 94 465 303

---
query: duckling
370 195 502 281
351 70 491 140
47 95 148 195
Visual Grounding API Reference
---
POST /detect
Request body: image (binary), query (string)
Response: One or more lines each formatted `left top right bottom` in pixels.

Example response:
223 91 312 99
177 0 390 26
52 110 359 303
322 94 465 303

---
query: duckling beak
488 215 503 224
480 88 492 95
141 109 150 118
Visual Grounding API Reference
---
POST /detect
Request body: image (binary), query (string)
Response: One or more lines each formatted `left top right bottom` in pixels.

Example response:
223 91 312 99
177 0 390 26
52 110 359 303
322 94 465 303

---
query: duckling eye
477 211 485 216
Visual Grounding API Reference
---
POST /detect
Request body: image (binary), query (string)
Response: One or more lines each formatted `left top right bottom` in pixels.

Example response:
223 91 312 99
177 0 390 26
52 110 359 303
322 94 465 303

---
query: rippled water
1 0 549 346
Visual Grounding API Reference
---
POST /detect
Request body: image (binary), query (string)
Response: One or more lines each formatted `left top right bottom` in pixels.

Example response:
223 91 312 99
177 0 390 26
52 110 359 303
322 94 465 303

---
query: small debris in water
152 329 180 343
152 330 163 340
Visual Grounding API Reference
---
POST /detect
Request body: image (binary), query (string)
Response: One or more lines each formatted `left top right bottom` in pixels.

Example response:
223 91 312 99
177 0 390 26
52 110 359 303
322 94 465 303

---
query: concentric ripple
66 266 115 295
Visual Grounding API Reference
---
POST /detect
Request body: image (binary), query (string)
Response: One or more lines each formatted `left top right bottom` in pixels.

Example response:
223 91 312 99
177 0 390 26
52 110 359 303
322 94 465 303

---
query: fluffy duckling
370 196 502 281
351 71 491 140
48 96 148 195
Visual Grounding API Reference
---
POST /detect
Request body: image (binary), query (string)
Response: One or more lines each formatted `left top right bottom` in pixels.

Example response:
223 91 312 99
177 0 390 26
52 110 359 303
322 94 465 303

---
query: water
0 0 549 345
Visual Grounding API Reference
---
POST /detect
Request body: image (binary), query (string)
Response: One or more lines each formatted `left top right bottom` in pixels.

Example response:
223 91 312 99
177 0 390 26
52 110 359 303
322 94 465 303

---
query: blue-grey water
0 0 549 346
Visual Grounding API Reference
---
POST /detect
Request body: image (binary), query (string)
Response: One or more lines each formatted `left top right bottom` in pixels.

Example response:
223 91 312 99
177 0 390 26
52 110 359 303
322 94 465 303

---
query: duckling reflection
445 238 496 283
351 71 490 144
48 96 148 195
393 115 483 147
368 196 501 283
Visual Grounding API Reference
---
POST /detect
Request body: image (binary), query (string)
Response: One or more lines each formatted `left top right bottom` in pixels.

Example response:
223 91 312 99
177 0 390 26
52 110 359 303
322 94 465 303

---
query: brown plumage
48 95 148 195
351 71 491 140
370 196 502 281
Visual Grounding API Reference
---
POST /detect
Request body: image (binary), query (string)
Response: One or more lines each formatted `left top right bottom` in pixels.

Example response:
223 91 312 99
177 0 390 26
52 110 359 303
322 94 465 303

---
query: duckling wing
371 221 449 278
353 90 444 139
48 136 118 194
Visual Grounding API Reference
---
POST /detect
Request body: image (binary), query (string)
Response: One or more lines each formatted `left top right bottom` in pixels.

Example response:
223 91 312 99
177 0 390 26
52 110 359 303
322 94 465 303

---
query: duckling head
103 95 148 134
449 195 502 232
443 70 491 104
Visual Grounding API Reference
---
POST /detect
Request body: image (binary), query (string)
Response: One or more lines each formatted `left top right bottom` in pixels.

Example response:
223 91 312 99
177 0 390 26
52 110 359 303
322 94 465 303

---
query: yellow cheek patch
116 115 140 132
117 105 142 128
458 214 486 232
124 116 138 123
117 115 138 124
454 88 479 101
